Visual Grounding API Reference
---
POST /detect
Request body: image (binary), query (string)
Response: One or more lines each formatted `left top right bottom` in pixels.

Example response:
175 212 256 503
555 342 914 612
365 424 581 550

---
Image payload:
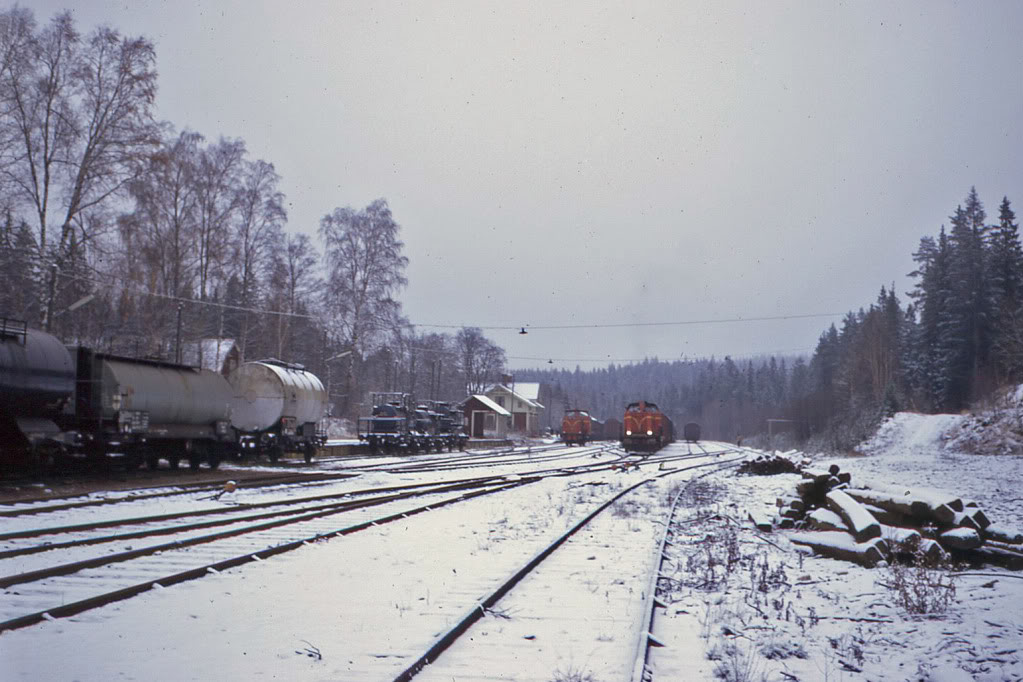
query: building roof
485 383 544 410
511 382 541 401
463 394 512 416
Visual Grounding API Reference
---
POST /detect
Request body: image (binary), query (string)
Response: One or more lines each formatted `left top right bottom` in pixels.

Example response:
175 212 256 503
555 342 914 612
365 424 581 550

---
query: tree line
0 7 508 419
802 187 1022 446
521 355 798 442
524 187 1022 451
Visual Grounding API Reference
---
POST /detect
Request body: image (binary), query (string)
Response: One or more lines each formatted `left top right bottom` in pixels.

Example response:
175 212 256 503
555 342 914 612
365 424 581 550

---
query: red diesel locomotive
561 409 594 445
621 400 674 452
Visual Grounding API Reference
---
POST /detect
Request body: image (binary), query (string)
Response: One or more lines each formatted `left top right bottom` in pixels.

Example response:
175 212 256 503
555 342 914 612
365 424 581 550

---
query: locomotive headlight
647 430 653 436
625 430 632 436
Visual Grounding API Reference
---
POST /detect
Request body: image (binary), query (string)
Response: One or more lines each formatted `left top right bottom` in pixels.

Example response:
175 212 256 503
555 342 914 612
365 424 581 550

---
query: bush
709 641 768 682
882 544 957 615
549 666 596 682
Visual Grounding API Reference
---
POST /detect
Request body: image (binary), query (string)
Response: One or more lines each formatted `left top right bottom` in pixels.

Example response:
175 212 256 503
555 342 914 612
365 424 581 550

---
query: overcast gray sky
34 1 1023 368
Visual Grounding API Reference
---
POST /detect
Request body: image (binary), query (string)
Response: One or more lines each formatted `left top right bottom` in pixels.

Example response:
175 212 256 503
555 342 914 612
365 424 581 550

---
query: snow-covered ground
1 423 1021 681
0 468 673 681
647 412 1023 682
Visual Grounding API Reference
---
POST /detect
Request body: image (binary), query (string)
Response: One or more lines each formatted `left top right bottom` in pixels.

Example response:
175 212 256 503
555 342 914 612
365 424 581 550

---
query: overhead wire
39 263 845 333
10 249 831 362
403 345 815 365
414 312 845 331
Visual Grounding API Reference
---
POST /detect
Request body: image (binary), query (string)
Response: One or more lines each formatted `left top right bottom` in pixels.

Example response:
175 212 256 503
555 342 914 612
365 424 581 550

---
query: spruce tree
990 197 1023 378
990 197 1022 311
909 228 953 410
939 189 995 409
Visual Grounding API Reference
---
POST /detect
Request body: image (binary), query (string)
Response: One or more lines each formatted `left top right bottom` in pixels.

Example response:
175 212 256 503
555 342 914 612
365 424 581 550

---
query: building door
513 412 526 432
472 411 486 437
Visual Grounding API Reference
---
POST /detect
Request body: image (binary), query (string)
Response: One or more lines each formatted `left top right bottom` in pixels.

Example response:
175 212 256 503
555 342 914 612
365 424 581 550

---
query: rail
0 477 539 634
392 451 748 681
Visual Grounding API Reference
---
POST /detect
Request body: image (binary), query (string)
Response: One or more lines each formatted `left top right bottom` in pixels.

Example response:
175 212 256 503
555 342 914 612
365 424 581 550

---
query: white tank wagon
228 359 327 463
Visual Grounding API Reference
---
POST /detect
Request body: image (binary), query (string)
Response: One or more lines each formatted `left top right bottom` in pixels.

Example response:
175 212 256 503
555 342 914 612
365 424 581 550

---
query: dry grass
882 544 958 615
548 665 598 682
708 640 769 682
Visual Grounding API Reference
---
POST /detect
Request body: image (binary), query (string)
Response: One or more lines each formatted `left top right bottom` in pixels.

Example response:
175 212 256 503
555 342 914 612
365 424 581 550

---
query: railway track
228 443 570 471
630 464 739 681
0 473 546 563
0 470 358 518
0 443 588 515
0 440 699 519
0 443 755 681
0 444 705 548
0 475 542 633
0 441 755 679
344 442 609 473
0 446 715 633
392 451 747 681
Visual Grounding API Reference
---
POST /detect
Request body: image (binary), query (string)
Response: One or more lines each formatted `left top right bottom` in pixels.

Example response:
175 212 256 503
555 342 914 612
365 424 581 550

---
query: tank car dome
228 361 327 433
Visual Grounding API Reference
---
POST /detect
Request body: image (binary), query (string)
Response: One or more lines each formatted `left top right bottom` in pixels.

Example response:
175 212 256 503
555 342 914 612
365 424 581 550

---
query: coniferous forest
523 187 1023 451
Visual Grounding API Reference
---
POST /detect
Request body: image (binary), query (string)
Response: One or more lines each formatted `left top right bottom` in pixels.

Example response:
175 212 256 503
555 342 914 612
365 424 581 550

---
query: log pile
737 449 806 476
763 462 1023 569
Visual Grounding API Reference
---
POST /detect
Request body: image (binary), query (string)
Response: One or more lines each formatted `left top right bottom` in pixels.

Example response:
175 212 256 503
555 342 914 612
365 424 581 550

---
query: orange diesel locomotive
561 409 594 445
622 400 674 452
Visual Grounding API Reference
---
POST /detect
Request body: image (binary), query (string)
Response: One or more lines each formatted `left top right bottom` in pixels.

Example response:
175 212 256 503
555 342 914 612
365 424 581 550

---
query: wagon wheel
126 444 156 471
168 456 181 470
31 444 58 476
268 445 283 464
123 449 144 471
88 445 112 472
207 447 222 470
144 447 160 471
85 442 109 471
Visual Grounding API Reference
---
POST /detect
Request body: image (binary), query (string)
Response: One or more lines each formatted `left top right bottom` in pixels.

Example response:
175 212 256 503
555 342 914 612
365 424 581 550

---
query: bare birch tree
194 137 244 302
0 10 159 329
123 129 201 297
110 129 201 353
267 232 319 360
456 326 506 395
0 6 35 197
320 198 408 415
230 158 285 355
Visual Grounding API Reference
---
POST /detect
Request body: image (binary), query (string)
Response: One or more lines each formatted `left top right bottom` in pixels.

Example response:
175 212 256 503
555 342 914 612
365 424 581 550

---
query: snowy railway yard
1 427 1022 681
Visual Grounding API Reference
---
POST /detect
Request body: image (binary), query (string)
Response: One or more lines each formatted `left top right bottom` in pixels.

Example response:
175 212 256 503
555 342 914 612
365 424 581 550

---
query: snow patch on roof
467 394 511 416
510 382 541 401
486 383 543 410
